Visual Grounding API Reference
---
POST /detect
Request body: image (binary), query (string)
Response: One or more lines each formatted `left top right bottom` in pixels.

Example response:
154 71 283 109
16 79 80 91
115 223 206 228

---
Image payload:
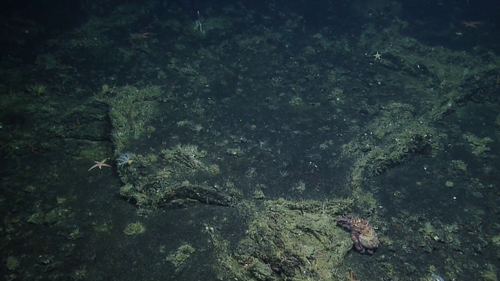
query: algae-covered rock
123 221 146 235
209 198 355 280
463 133 493 157
166 244 196 271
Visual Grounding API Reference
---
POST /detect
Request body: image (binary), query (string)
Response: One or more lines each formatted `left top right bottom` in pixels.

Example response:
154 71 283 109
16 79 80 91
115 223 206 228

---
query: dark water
1 0 500 280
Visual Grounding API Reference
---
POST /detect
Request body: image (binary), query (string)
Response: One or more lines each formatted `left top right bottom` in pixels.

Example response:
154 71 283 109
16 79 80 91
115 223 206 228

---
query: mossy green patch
166 244 196 271
123 221 146 235
208 198 354 280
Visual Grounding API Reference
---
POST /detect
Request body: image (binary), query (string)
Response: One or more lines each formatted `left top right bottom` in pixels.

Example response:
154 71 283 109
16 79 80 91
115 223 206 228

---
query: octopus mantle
337 214 379 254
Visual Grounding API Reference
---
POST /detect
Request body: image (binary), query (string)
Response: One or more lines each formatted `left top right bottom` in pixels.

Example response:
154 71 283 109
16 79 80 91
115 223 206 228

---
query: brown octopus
337 214 379 254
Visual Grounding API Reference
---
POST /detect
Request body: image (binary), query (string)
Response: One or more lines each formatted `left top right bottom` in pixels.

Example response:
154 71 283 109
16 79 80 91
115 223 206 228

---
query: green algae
208 198 355 280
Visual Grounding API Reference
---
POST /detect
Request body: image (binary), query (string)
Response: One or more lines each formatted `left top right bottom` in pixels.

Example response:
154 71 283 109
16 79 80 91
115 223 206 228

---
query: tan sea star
88 159 112 171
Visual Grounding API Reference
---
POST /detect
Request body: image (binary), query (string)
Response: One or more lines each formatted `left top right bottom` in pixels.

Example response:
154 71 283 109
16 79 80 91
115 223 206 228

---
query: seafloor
1 0 500 280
